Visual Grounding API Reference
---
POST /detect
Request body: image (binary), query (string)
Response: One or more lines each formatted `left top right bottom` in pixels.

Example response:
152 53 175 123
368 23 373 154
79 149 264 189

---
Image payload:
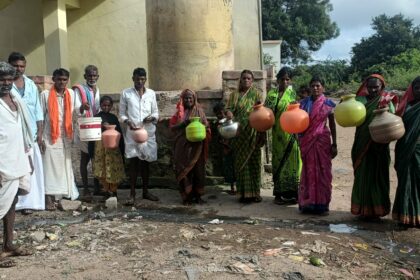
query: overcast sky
313 0 420 62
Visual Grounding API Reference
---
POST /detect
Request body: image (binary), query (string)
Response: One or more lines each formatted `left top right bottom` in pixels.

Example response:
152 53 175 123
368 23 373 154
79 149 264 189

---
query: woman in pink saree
298 77 337 214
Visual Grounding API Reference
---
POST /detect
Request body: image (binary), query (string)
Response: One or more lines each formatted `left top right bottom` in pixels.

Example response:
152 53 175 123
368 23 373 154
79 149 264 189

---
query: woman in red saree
170 89 211 205
298 77 337 214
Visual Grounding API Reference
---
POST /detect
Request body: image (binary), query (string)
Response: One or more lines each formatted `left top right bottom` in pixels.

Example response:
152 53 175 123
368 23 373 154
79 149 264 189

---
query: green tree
262 0 339 64
366 48 420 90
351 14 420 77
293 59 351 91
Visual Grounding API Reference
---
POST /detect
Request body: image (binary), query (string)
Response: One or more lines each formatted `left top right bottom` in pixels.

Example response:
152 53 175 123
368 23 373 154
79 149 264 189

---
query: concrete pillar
0 0 13 11
146 0 234 91
42 0 68 74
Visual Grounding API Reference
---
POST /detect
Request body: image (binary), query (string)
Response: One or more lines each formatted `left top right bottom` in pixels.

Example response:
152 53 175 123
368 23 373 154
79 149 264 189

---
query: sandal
143 192 159 201
21 209 33 215
274 196 296 205
0 259 16 268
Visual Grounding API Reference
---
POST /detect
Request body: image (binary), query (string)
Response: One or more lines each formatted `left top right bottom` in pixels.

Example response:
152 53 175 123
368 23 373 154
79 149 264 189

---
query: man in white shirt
72 65 101 198
0 61 33 266
8 52 45 214
119 68 159 204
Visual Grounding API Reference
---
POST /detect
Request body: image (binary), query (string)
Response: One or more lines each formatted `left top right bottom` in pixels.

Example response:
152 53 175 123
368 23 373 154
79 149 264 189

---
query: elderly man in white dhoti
120 67 159 204
40 68 80 210
8 52 45 215
72 65 101 198
0 62 33 267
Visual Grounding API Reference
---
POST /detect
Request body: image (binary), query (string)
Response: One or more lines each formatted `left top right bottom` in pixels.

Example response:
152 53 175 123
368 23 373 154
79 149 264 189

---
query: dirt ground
1 125 419 280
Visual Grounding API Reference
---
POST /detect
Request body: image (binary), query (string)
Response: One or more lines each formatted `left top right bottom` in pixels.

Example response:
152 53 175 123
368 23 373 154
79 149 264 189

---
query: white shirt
0 98 31 180
119 87 159 161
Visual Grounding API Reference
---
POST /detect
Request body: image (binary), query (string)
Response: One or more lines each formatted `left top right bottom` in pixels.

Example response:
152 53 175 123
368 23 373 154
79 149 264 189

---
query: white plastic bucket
78 117 102 141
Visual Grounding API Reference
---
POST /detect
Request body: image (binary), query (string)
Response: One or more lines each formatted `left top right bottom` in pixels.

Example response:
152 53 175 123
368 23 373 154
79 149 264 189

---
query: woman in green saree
351 74 399 219
226 70 265 203
265 67 301 204
392 76 420 227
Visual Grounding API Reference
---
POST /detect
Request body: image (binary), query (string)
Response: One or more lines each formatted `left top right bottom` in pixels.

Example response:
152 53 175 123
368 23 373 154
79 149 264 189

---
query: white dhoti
16 143 45 210
43 144 79 200
0 175 29 219
124 123 158 162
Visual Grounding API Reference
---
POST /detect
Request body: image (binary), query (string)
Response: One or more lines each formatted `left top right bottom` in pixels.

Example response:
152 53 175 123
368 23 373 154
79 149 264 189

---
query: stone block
30 231 45 243
58 200 82 211
105 197 118 210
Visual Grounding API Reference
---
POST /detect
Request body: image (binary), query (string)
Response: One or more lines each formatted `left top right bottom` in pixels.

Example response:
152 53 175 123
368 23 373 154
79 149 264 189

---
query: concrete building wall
146 0 234 91
67 0 148 93
0 0 47 75
232 0 262 71
262 40 281 74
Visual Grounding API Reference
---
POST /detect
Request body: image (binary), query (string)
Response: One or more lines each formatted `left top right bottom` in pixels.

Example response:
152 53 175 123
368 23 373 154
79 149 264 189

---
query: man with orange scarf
40 68 80 210
351 74 398 220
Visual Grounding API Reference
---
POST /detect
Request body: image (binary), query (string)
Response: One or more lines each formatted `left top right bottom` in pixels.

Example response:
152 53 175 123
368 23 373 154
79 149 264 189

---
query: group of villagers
207 68 419 228
1 51 418 229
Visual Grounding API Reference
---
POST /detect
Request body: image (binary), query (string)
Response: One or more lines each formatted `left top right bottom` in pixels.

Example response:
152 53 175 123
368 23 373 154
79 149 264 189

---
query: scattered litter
288 255 304 262
233 255 259 265
311 240 328 254
66 240 82 248
398 268 414 278
227 262 255 274
300 231 320 236
180 228 196 240
130 215 143 221
353 243 368 251
243 219 258 225
35 244 48 250
45 232 58 241
93 211 106 219
372 243 385 250
299 249 311 256
30 231 45 243
282 271 304 280
282 241 296 246
263 248 282 256
326 235 341 240
72 211 81 217
329 224 357 234
399 246 414 254
210 227 224 232
208 219 223 224
309 256 325 267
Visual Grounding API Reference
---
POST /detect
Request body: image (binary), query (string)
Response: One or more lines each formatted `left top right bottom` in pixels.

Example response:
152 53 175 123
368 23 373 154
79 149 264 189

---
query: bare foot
1 247 32 258
45 195 56 211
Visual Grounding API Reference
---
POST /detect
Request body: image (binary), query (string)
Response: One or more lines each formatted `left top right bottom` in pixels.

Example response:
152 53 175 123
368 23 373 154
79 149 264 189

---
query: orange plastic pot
102 125 121 149
132 127 148 143
249 103 275 132
279 103 309 133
